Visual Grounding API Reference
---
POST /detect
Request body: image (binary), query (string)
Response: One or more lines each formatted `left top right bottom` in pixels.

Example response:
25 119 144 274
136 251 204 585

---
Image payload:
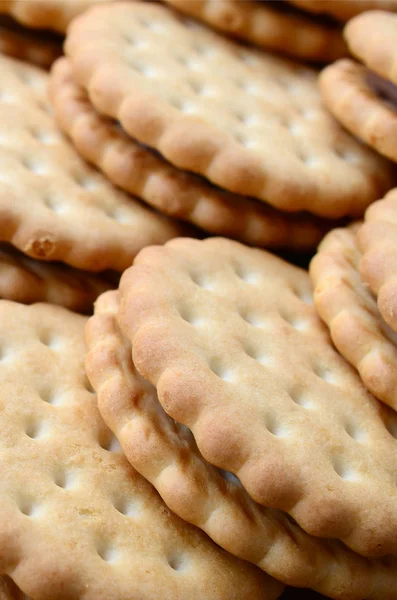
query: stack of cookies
0 0 350 70
60 2 396 247
0 51 186 312
319 10 397 354
1 1 397 599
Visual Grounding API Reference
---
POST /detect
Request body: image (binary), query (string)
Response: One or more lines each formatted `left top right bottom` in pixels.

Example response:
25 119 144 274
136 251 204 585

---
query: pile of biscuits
1 1 397 599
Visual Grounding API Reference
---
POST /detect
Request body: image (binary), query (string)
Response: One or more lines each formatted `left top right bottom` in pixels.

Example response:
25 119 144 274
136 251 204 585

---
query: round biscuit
0 300 279 600
310 224 397 410
49 57 340 252
162 0 347 63
0 55 185 272
345 10 397 84
65 2 396 218
86 288 397 599
358 187 397 333
320 59 397 164
0 0 111 33
119 236 397 556
0 243 114 313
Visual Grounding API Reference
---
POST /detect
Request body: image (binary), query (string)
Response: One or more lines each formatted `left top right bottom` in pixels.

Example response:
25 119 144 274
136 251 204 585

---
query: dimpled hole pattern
64 1 388 220
86 287 397 597
0 302 257 600
0 55 182 273
120 238 397 550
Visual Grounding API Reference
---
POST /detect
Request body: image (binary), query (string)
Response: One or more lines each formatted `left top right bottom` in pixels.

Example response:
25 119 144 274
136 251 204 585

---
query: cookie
320 59 397 163
357 187 397 333
310 225 397 410
345 10 397 84
0 243 113 312
162 0 347 63
320 12 397 163
0 300 279 600
49 57 340 252
119 236 397 556
0 16 62 69
0 0 109 34
288 1 397 22
86 288 397 599
0 55 184 272
65 2 396 219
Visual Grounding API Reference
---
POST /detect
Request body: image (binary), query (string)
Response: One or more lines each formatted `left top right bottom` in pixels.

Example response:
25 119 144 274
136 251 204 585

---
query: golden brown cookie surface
358 187 397 334
86 288 397 599
320 59 397 163
345 10 397 84
65 2 396 218
0 243 113 312
163 0 347 62
0 300 279 600
49 57 340 251
0 0 111 33
311 224 397 410
119 236 397 556
0 55 184 272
